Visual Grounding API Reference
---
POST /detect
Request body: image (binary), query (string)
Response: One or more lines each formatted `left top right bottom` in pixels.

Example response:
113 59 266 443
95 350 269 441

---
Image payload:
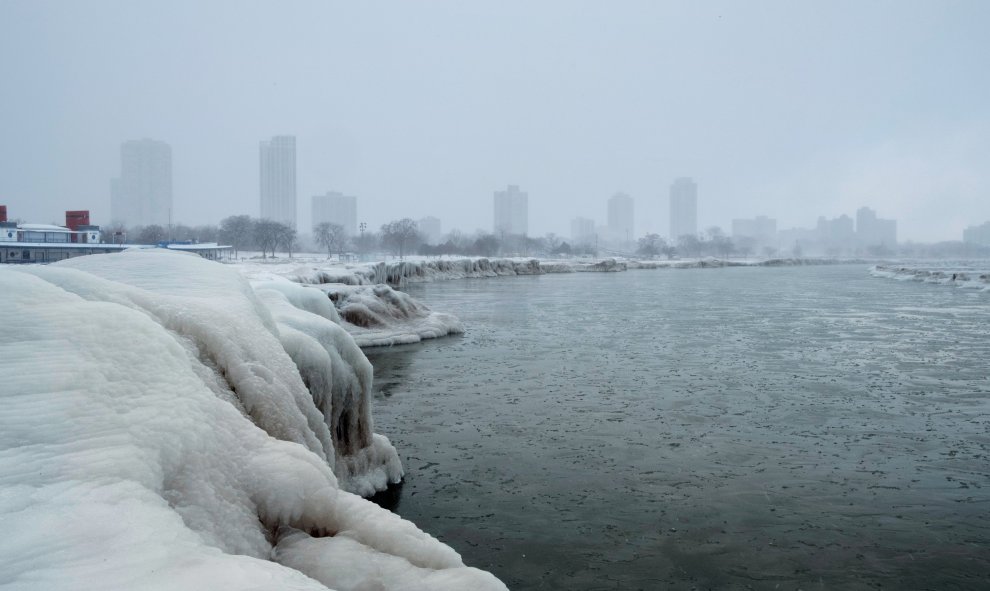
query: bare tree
677 234 701 258
472 233 499 256
313 222 346 259
380 218 421 259
276 223 297 258
219 215 256 258
735 236 757 259
135 225 167 244
636 233 666 258
253 219 281 258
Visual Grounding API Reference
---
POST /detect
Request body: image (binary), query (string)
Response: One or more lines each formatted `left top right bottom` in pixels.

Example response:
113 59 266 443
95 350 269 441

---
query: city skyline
3 2 988 243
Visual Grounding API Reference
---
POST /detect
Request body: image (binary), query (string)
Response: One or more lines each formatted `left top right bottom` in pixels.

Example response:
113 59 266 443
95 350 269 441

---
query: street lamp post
359 222 367 261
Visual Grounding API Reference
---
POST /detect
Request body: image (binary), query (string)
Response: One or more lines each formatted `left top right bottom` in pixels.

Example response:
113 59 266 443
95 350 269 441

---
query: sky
1 0 988 242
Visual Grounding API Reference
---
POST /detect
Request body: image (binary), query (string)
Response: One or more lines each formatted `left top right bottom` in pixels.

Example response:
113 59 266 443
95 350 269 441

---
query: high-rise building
311 191 357 236
669 178 697 240
493 184 528 236
963 221 990 246
731 215 777 247
110 139 172 227
260 135 297 228
855 206 897 249
607 192 635 244
817 214 856 252
417 216 442 245
570 217 596 246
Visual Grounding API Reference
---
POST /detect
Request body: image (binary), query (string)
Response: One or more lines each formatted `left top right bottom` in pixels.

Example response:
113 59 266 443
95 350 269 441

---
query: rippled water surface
366 265 989 590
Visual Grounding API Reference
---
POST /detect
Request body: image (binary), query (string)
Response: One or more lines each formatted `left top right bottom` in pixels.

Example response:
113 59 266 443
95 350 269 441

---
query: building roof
19 224 71 231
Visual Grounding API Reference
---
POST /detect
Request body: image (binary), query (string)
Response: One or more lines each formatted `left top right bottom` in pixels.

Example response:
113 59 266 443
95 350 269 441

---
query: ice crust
0 250 505 591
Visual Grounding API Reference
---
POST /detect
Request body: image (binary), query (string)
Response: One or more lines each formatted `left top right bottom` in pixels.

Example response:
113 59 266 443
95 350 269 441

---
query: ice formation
0 250 506 591
872 264 990 290
319 283 464 347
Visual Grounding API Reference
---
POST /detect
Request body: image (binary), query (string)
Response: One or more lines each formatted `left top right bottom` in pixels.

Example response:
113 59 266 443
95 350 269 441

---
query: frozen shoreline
228 255 865 348
0 251 507 591
232 253 861 288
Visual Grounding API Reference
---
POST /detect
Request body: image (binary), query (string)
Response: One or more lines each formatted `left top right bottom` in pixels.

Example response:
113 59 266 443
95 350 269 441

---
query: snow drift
0 250 505 591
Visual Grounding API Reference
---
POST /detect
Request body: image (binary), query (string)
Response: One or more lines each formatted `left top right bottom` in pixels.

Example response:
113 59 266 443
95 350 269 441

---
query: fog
1 0 988 242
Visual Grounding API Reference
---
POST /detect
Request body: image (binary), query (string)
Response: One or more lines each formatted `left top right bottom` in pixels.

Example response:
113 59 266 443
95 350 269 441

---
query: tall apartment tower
260 135 297 228
855 206 897 249
669 177 698 240
110 139 172 227
418 216 443 245
607 192 635 244
493 184 528 236
571 216 596 246
311 191 357 236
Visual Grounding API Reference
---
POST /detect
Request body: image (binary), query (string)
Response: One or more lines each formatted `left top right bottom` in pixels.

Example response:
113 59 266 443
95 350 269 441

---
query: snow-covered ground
872 263 990 290
0 250 506 591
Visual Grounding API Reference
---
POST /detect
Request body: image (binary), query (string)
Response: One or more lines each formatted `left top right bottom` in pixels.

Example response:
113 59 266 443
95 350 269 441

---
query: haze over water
369 266 989 589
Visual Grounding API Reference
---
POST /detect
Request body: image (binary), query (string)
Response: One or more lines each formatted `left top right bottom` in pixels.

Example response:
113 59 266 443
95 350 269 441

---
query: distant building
817 214 856 253
855 207 897 249
0 207 230 264
963 221 990 246
418 216 442 245
260 135 297 228
570 217 596 246
493 184 528 236
669 178 697 240
311 191 357 236
732 215 777 248
111 139 173 227
776 226 818 255
607 193 635 245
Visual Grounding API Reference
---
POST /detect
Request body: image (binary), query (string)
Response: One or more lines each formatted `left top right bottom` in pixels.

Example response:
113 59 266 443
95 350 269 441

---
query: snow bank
0 250 505 591
319 283 465 347
871 264 990 290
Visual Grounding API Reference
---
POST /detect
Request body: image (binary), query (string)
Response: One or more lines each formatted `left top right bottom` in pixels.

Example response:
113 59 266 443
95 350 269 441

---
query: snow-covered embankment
0 250 505 591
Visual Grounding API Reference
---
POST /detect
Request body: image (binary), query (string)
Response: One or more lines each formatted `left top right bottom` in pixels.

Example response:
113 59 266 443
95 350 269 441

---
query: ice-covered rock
320 283 465 347
0 250 506 590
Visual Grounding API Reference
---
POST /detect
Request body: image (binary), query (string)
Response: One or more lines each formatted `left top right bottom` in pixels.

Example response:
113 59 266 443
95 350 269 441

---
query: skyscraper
418 216 442 245
571 216 596 246
855 206 897 249
260 135 297 228
607 192 634 244
493 184 528 236
110 139 172 227
669 177 697 240
311 191 357 236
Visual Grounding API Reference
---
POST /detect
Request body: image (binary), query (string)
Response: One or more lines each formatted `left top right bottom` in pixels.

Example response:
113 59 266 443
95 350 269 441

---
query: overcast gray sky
1 0 988 242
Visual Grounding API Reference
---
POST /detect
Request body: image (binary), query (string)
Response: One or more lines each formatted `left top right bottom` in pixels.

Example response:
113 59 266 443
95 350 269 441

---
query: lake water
366 265 989 590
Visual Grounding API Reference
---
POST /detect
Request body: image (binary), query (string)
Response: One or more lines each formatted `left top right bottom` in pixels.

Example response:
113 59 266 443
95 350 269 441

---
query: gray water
366 265 989 590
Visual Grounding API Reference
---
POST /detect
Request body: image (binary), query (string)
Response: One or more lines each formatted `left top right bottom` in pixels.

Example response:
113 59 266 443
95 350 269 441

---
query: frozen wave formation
0 250 506 591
